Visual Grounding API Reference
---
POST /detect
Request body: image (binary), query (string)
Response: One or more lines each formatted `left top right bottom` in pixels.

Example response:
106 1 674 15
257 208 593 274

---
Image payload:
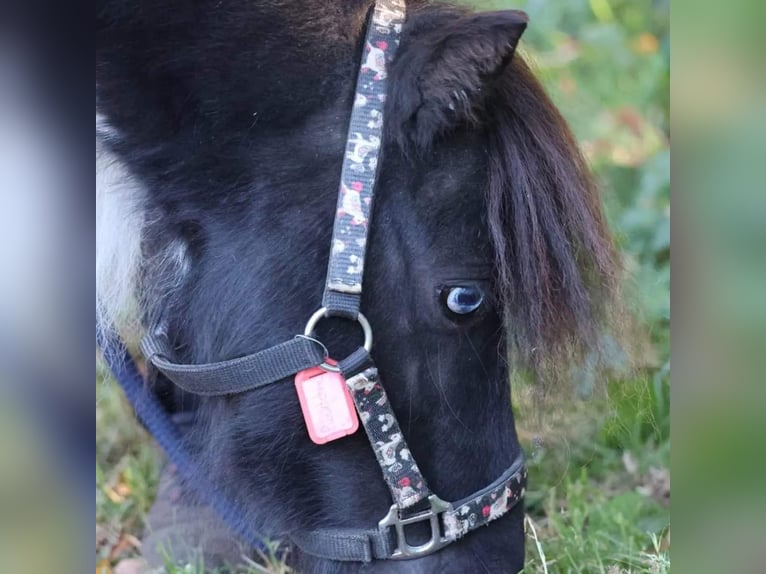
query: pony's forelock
485 57 624 389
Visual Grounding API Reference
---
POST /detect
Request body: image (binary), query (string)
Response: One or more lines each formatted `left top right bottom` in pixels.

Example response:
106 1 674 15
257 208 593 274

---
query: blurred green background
97 1 671 572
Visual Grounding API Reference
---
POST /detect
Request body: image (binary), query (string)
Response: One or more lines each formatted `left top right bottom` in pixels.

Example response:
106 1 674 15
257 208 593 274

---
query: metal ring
303 307 373 372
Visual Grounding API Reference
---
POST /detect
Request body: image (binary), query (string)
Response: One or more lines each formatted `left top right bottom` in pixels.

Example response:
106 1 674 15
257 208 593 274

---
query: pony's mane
484 56 623 389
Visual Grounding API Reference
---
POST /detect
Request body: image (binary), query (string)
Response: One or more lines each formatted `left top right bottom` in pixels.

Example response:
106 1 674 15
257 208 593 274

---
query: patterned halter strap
140 0 527 562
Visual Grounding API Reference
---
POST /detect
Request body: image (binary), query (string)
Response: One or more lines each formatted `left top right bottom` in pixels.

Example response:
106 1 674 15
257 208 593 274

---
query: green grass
97 363 162 569
517 375 670 573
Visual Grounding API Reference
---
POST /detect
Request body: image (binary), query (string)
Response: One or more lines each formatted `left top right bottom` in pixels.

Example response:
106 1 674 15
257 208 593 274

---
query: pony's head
97 1 621 571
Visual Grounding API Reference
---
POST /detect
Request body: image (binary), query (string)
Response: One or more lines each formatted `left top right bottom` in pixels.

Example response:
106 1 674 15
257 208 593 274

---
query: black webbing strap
141 332 325 396
290 528 396 563
321 0 406 319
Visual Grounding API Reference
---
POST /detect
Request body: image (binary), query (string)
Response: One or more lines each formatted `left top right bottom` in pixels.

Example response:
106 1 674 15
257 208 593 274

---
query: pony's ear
388 9 528 148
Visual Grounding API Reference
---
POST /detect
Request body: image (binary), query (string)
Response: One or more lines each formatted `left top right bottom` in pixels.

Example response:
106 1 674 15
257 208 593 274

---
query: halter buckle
378 495 452 559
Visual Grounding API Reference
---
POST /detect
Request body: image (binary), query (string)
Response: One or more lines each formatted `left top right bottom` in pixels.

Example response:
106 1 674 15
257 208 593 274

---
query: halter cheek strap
127 0 528 563
320 0 396 320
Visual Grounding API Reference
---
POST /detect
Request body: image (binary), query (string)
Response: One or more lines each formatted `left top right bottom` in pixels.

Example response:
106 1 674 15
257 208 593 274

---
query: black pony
96 1 620 572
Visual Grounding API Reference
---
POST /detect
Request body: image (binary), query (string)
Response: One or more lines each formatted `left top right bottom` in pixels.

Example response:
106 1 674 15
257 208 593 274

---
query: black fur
97 1 619 572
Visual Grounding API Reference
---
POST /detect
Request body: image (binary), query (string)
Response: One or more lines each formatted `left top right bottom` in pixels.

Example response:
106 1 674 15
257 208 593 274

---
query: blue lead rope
97 328 268 553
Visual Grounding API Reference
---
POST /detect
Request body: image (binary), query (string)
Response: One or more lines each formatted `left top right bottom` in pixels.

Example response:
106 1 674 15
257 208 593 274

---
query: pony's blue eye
444 285 485 315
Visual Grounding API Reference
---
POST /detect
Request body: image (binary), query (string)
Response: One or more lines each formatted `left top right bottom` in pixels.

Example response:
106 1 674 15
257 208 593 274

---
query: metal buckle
378 495 453 559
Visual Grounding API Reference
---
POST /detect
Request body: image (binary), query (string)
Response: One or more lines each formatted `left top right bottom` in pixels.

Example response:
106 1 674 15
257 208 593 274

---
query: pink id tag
295 362 359 445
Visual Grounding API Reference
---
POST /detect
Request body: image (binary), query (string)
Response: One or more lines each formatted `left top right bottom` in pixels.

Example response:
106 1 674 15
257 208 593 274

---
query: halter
107 0 526 562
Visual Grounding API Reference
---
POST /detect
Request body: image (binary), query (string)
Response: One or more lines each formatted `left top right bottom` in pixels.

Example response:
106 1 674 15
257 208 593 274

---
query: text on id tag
295 363 359 445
